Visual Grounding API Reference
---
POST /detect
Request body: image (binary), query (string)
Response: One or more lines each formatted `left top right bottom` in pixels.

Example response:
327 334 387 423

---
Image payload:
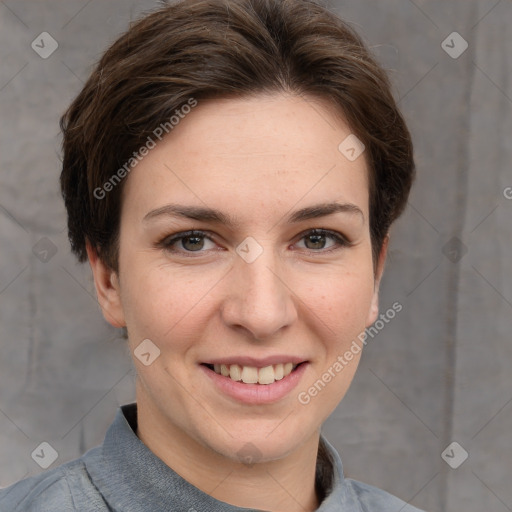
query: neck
136 396 321 512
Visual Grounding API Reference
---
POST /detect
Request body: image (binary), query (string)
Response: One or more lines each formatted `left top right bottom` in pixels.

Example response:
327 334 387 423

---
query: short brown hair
60 0 415 273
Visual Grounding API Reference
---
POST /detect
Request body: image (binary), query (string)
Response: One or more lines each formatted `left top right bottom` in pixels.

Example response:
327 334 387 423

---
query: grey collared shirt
0 403 424 511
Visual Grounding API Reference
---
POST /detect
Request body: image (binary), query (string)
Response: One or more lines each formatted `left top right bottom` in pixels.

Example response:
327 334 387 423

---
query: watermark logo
441 32 468 59
31 442 58 469
32 237 58 263
298 301 402 405
31 32 58 59
441 441 468 469
93 98 198 200
338 134 365 162
236 236 264 263
134 338 161 366
442 236 468 263
236 442 263 467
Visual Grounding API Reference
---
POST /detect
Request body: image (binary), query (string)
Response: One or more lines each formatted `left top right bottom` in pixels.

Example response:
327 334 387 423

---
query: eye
157 228 351 256
159 230 217 254
294 228 351 253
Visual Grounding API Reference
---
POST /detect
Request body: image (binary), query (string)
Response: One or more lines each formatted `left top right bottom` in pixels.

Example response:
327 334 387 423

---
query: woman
0 0 422 510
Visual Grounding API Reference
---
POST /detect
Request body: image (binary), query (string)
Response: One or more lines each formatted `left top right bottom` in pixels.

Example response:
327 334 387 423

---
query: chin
202 419 315 465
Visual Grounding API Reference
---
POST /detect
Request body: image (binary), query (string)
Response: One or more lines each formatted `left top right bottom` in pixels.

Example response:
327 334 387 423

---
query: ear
365 235 389 327
86 240 126 329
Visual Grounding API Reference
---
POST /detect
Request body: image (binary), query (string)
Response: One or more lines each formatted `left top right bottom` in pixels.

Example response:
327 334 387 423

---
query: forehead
121 93 369 224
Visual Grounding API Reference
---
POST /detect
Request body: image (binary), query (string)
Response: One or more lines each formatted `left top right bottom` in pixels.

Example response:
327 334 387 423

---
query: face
89 92 386 464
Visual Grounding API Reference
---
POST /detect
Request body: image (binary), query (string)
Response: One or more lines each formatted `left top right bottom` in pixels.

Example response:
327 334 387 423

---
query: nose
220 245 298 341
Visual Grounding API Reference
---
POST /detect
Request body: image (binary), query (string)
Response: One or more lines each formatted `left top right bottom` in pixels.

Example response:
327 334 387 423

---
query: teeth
229 364 242 381
210 362 299 384
241 366 258 384
258 365 275 385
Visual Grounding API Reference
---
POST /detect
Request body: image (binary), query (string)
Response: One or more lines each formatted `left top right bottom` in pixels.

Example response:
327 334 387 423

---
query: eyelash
157 228 352 257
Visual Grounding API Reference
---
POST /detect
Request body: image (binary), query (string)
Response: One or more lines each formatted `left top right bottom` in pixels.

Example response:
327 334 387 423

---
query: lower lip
200 363 309 405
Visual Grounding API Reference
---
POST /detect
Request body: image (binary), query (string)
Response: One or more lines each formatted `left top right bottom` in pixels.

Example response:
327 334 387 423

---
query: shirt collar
84 402 361 511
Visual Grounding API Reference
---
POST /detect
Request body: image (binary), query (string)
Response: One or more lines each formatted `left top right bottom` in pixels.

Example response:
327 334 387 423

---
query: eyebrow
142 201 364 227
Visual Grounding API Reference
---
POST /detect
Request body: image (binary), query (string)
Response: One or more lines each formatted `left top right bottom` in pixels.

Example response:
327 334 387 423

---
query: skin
87 92 388 512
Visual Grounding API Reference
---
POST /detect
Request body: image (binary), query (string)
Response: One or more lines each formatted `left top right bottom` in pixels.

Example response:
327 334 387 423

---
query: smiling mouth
201 362 305 385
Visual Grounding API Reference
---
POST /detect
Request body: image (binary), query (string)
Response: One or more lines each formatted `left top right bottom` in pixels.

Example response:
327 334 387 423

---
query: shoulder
0 448 107 512
345 478 426 512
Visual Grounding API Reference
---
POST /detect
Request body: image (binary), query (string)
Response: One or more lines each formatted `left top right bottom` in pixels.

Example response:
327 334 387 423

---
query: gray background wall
1 1 511 511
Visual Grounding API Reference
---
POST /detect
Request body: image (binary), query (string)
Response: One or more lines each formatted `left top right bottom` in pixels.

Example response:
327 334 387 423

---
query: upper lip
202 355 308 367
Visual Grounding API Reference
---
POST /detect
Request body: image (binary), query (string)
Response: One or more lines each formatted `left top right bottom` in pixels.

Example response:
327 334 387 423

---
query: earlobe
365 235 389 327
85 240 126 329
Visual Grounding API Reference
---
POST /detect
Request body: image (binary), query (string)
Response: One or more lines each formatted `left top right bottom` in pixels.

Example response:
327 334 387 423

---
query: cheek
305 268 375 334
119 262 216 345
